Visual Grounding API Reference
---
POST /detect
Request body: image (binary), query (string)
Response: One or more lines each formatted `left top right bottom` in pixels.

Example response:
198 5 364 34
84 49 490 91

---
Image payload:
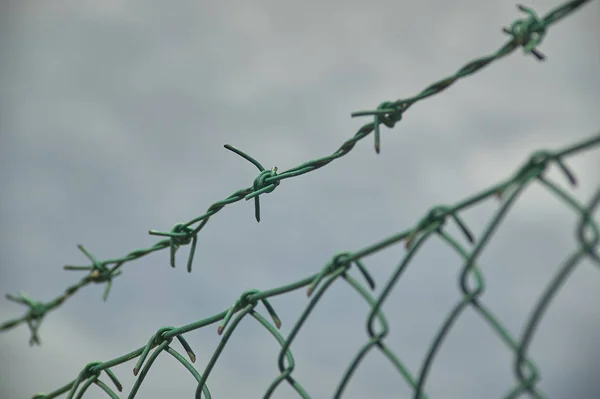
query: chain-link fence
1 1 598 398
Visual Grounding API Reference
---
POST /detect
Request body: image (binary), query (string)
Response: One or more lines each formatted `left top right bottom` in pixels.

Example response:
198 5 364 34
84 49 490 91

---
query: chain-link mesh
1 1 598 398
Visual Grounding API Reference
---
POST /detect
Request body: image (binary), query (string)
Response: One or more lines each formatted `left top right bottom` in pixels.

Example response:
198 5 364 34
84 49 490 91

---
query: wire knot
525 150 552 173
80 362 103 379
577 189 600 261
224 144 279 223
27 299 46 319
406 205 475 249
376 101 404 128
63 361 123 399
89 262 113 283
148 222 199 272
317 253 351 277
246 166 279 222
238 290 261 310
217 289 281 335
166 223 196 270
502 150 577 196
351 101 406 153
503 5 547 60
153 326 175 346
133 326 196 377
307 252 375 296
2 292 48 345
251 167 280 198
169 223 194 246
495 149 576 207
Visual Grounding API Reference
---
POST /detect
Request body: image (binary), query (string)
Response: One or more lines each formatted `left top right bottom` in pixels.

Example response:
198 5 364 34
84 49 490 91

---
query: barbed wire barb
224 143 280 222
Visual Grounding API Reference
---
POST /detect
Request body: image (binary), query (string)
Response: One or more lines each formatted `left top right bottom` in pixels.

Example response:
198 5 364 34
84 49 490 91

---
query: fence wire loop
497 149 578 200
218 289 281 335
524 150 578 187
62 361 122 399
307 252 375 297
405 206 456 249
133 326 196 379
503 4 547 60
577 189 600 262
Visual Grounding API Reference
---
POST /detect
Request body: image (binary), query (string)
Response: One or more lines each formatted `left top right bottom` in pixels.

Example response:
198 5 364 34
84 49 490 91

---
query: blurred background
1 0 599 398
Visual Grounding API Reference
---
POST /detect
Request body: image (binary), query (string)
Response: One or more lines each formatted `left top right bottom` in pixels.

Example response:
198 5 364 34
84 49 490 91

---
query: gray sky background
1 0 599 398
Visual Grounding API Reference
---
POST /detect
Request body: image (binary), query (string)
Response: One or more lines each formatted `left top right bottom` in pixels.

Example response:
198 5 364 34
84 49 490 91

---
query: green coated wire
1 0 598 397
25 131 600 398
1 1 592 344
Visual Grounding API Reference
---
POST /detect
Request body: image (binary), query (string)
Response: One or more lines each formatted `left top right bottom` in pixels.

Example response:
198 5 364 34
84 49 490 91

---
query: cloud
1 0 599 398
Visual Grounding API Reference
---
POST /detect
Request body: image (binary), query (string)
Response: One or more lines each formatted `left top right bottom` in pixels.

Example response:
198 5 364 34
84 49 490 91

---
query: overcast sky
1 0 599 398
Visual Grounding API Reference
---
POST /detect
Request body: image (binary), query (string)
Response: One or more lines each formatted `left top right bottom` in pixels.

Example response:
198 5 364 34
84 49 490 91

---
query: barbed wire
0 0 591 344
1 0 597 397
23 131 600 399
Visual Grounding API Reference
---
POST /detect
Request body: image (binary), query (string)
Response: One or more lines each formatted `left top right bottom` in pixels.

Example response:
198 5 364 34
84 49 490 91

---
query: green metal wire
24 131 600 399
1 0 591 342
2 1 598 398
